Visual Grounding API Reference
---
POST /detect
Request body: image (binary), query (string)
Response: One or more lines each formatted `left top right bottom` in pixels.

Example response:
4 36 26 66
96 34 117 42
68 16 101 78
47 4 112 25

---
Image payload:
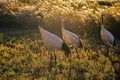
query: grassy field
0 0 120 80
0 30 120 80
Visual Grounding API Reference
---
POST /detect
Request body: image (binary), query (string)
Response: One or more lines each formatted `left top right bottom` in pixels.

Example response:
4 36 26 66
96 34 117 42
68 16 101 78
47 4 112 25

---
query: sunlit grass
0 32 120 80
0 0 120 80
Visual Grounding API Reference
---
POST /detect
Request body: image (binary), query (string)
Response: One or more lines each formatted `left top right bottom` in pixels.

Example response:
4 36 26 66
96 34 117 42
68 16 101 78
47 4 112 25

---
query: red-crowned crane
100 14 115 54
37 13 70 79
61 19 82 58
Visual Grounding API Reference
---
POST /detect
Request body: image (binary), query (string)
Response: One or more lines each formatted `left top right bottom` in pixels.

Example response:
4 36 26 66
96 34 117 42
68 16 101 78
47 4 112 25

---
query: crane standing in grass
61 18 82 58
37 13 70 78
100 14 115 54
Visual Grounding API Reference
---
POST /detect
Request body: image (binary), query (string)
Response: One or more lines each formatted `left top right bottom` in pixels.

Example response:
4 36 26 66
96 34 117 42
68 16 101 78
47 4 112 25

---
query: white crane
61 18 82 58
100 14 115 53
37 13 70 78
61 19 83 48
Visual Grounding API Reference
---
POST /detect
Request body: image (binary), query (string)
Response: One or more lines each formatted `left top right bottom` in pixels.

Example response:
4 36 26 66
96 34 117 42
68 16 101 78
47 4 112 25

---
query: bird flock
37 12 116 79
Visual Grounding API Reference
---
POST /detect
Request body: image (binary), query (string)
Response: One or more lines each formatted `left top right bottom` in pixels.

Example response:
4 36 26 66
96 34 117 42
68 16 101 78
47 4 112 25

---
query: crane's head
37 12 43 19
36 12 44 26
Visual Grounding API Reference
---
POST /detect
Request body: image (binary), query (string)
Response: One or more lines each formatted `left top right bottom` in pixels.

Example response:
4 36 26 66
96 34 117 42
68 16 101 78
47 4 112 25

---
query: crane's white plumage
100 14 115 47
61 19 82 48
101 24 114 47
37 13 70 55
37 13 70 79
39 26 64 51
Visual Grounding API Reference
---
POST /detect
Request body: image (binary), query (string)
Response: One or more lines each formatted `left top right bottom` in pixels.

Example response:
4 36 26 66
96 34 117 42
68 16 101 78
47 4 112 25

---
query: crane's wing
63 29 81 47
101 29 114 46
39 26 64 50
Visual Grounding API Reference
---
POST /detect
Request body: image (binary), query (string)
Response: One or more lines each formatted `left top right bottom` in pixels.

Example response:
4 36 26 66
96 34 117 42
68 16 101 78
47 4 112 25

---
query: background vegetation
0 0 120 80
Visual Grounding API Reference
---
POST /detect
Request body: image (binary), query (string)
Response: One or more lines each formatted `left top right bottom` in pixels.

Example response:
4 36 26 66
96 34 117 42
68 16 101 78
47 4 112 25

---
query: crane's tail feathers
78 39 83 48
113 40 116 47
62 42 71 57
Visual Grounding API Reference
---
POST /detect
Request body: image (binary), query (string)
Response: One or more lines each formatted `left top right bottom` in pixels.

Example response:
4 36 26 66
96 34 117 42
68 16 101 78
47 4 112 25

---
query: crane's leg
50 52 53 71
53 52 57 64
106 46 109 53
105 45 109 56
53 52 57 80
76 49 80 59
68 52 71 80
47 52 53 80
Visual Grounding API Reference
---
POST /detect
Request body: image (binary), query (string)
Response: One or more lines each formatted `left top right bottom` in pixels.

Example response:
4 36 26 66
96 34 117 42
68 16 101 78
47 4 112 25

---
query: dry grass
0 32 120 80
0 0 120 80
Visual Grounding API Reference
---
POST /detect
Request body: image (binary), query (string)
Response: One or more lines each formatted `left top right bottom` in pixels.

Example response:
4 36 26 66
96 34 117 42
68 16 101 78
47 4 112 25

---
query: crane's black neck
101 14 104 24
39 16 43 27
101 14 106 30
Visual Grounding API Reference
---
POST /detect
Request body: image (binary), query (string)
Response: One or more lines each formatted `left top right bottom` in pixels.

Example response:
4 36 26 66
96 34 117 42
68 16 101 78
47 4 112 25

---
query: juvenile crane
37 13 70 75
100 14 115 53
